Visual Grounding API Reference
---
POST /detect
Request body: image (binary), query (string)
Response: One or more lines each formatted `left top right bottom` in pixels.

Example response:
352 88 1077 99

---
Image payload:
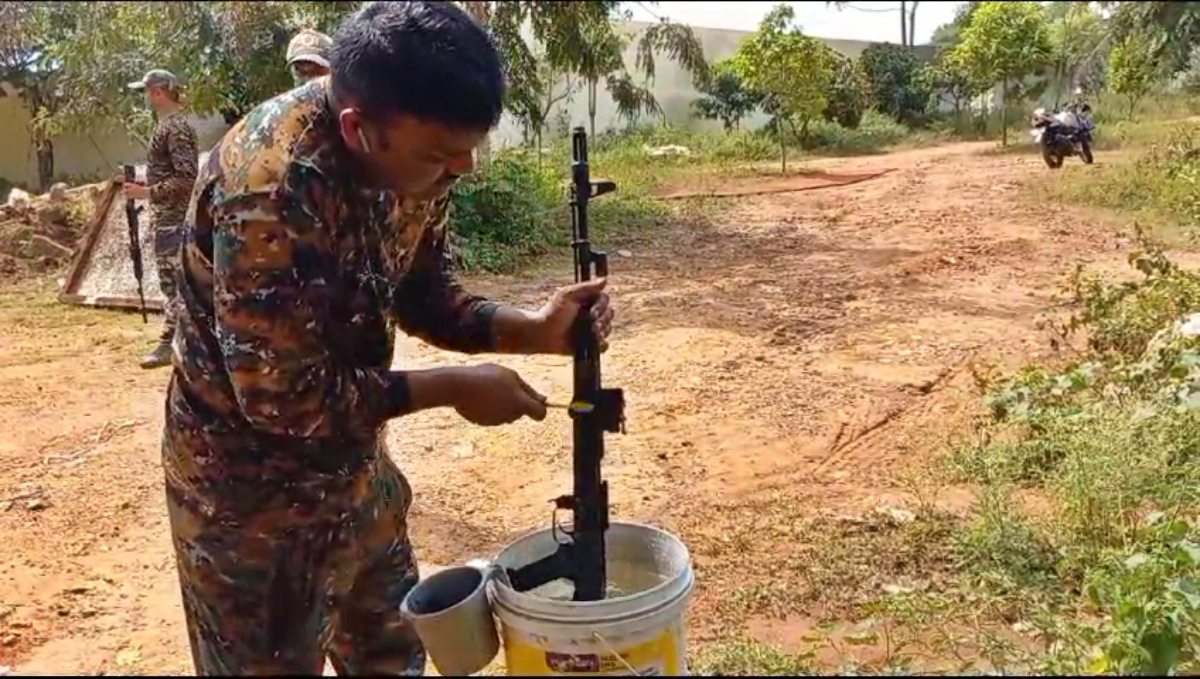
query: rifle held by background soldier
122 164 148 323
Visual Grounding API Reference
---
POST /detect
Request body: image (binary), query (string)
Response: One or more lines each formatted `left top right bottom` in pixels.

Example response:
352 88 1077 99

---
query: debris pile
0 181 107 281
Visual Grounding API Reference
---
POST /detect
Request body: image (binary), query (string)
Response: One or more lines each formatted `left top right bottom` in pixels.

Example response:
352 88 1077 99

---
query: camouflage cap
287 29 333 69
127 69 179 91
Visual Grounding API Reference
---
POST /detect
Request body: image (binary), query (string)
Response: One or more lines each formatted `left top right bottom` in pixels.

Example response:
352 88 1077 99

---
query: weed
692 639 816 676
929 244 1200 675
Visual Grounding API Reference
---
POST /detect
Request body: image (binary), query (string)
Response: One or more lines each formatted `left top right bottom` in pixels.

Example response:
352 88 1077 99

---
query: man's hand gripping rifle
121 164 149 323
506 128 625 602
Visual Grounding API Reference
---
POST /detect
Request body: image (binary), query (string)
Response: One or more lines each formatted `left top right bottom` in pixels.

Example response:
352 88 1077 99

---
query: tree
1174 46 1200 95
930 1 983 50
48 1 350 145
691 62 763 132
1108 32 1159 119
517 56 577 163
0 2 87 190
859 44 931 125
1045 2 1107 107
922 55 986 122
824 55 869 129
949 1 1051 146
1105 1 1200 76
486 3 706 140
730 4 837 172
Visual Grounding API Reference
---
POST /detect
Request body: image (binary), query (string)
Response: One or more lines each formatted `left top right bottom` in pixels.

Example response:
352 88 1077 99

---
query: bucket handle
469 559 512 593
590 631 642 676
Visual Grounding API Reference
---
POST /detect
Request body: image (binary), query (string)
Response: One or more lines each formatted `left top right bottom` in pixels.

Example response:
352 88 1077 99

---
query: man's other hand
532 278 613 355
124 182 150 200
451 364 548 426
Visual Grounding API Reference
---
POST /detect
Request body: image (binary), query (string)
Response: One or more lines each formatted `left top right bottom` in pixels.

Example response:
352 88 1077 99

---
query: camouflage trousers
153 222 185 343
164 437 426 676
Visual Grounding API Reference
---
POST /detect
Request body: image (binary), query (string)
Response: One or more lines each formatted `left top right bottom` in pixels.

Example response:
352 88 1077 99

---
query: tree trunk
1000 77 1008 146
909 2 919 47
36 136 54 192
588 80 598 139
778 119 787 173
900 0 908 46
464 1 492 171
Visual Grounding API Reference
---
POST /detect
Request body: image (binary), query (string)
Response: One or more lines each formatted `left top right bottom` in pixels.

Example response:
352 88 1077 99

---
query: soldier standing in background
287 28 333 85
124 69 199 369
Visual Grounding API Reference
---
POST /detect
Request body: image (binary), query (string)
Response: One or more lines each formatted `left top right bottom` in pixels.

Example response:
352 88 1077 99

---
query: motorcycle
1030 101 1095 169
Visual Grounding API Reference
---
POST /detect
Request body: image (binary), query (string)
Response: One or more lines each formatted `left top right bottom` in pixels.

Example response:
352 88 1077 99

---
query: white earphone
356 127 372 154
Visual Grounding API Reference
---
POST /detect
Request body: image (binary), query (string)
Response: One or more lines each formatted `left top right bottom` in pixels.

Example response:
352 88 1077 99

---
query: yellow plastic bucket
489 522 695 676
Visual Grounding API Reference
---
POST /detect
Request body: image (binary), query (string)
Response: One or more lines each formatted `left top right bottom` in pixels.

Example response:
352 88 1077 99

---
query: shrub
450 148 563 273
824 56 869 130
794 110 913 154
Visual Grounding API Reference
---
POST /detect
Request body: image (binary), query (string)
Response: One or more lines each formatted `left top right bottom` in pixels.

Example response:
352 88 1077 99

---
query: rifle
506 127 624 602
122 164 148 323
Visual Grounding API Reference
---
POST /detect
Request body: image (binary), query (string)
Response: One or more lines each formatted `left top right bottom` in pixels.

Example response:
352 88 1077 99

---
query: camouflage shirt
146 111 199 227
164 78 497 509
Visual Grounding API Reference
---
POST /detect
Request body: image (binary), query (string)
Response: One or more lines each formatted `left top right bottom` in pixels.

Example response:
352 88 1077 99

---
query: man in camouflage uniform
287 28 333 85
166 2 613 674
124 69 199 369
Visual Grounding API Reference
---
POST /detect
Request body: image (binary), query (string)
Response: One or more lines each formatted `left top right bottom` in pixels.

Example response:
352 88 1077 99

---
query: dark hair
330 1 504 130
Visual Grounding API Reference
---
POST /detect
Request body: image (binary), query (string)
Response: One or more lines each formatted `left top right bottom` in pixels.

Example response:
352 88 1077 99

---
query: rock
876 506 916 524
1 634 18 647
617 250 633 258
0 501 11 512
25 498 47 511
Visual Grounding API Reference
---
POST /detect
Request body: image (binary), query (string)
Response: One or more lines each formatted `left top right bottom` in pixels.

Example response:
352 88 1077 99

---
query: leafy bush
450 149 564 273
794 110 915 154
859 43 933 126
823 56 869 130
691 61 765 133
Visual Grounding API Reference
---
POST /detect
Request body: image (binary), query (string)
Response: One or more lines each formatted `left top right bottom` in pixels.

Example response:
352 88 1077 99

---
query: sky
625 1 966 45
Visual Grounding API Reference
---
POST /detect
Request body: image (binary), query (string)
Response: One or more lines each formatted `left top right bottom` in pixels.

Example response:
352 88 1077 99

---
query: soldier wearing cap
287 28 333 84
124 69 199 369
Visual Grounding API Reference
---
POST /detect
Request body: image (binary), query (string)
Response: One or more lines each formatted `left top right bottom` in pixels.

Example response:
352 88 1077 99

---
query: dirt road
0 142 1129 674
